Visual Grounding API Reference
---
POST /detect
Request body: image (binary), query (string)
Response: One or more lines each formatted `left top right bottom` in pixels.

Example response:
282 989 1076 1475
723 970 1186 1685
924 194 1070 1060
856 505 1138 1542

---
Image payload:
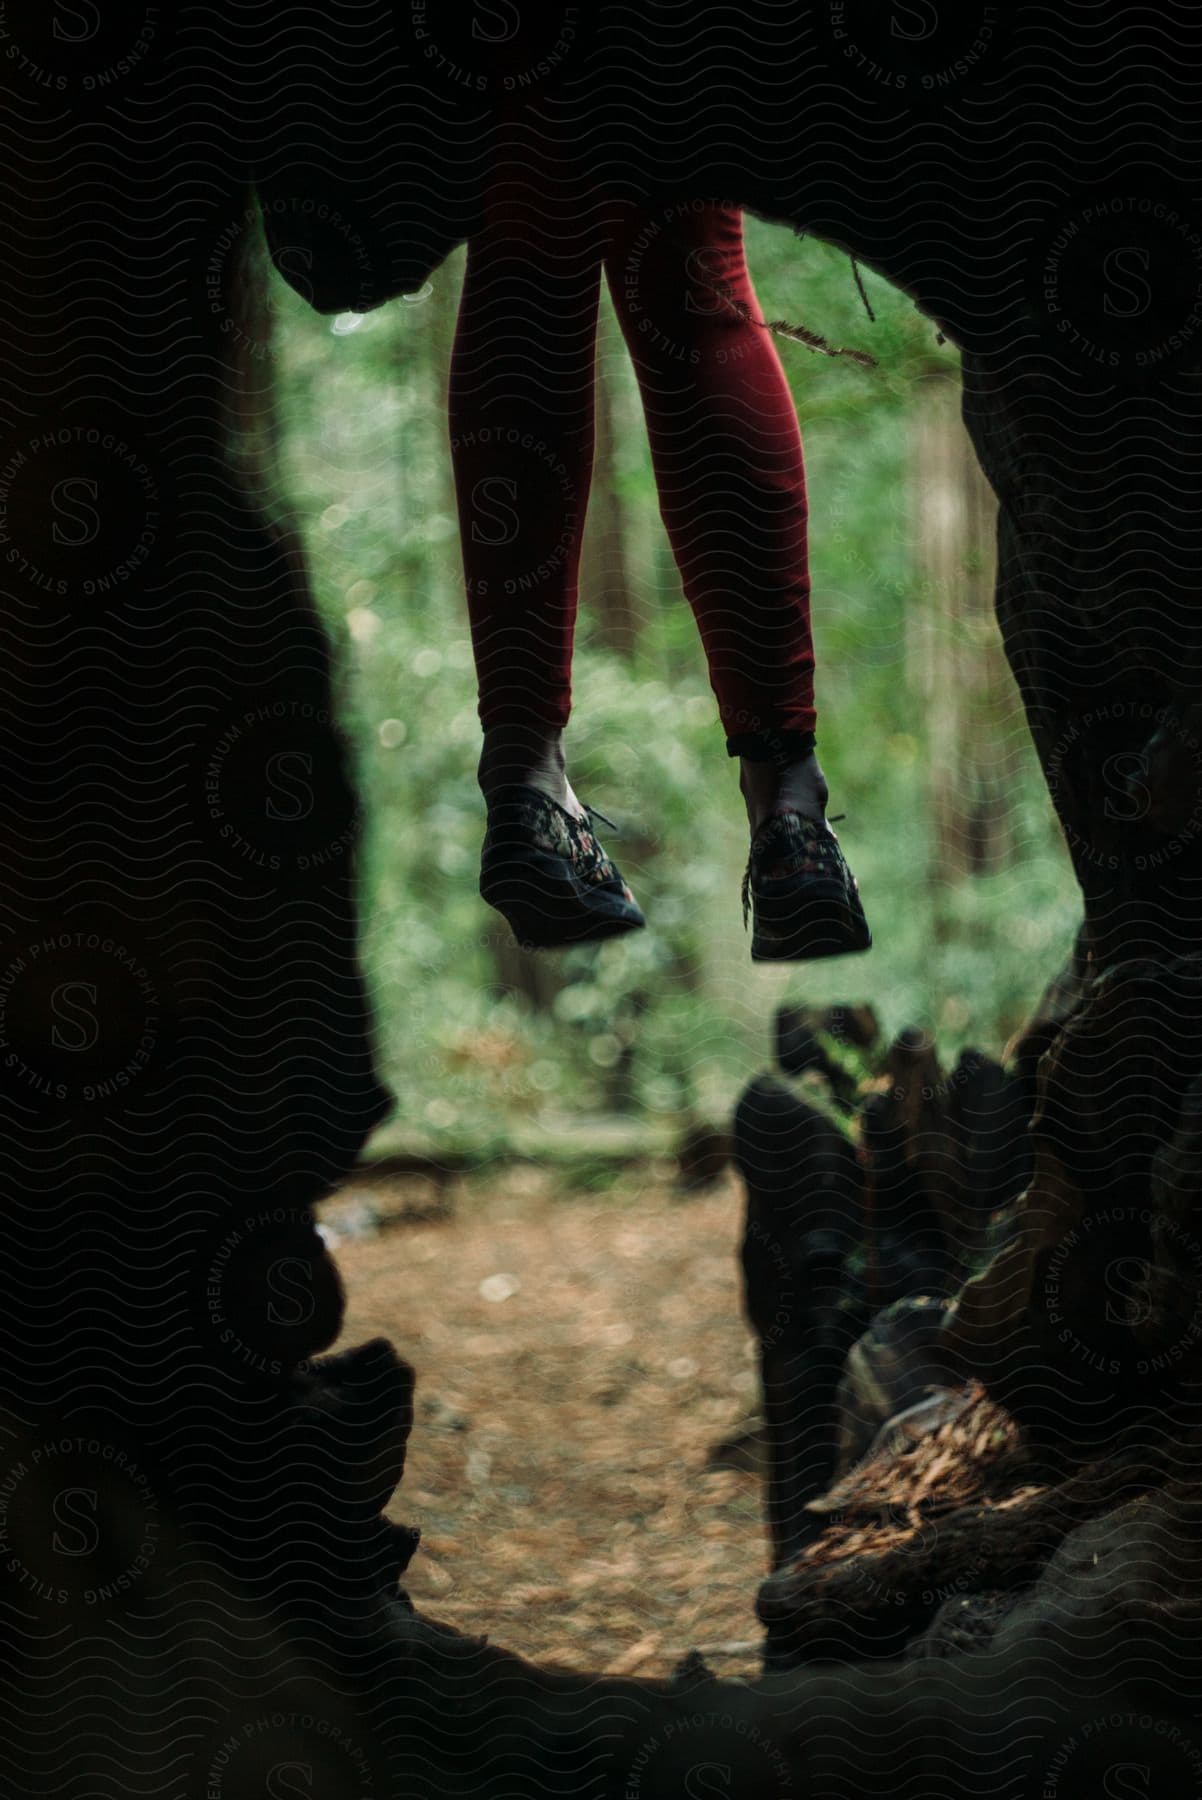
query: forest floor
327 1161 768 1680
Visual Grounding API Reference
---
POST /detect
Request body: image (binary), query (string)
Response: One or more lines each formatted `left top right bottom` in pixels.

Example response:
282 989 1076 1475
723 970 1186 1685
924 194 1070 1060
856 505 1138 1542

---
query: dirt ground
327 1162 769 1679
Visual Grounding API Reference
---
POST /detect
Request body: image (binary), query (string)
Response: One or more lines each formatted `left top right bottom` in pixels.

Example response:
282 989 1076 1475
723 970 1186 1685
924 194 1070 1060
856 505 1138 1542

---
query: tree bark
909 365 1014 883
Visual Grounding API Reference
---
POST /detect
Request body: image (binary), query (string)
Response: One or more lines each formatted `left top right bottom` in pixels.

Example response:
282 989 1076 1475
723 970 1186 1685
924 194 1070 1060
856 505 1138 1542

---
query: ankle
741 752 828 832
479 727 577 813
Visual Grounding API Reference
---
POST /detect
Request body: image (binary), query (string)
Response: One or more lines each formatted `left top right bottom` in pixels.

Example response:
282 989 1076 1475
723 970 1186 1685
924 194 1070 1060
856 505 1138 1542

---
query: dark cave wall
0 21 403 1790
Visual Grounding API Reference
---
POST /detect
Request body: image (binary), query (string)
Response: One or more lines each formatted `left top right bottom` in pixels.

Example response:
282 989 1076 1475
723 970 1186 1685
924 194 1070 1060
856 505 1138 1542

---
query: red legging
448 145 817 761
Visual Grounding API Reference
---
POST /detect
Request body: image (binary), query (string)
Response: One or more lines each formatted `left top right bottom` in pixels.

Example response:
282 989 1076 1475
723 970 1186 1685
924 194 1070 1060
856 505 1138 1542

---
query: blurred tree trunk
580 300 640 659
490 936 563 1011
908 364 1014 884
395 253 465 632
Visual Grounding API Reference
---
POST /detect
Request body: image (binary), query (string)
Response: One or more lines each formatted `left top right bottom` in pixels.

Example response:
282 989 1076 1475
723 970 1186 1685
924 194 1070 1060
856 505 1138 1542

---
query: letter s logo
1103 1256 1150 1327
266 1257 315 1327
472 1 522 43
1101 750 1151 822
53 1487 100 1557
1103 246 1153 318
470 476 520 546
886 1501 939 1559
684 246 727 315
54 1 102 42
273 244 316 308
266 1763 314 1799
891 2 939 41
50 982 100 1053
1104 1765 1151 1800
51 478 101 547
684 1765 733 1800
265 751 314 822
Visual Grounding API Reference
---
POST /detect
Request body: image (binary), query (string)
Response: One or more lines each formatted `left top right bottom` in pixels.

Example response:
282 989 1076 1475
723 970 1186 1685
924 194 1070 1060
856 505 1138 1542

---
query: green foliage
273 221 1078 1144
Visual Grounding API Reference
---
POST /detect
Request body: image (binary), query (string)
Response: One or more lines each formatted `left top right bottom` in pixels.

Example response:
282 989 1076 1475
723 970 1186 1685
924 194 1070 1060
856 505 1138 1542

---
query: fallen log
758 1398 1190 1672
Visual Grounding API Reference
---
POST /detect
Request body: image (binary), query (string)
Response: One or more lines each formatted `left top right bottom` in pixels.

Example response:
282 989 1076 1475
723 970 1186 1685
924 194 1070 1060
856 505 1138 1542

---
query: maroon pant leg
451 175 816 750
605 199 816 748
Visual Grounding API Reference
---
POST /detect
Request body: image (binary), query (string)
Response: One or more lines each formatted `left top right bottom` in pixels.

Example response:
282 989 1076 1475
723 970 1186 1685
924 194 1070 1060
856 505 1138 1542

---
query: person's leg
604 201 826 829
448 129 605 816
451 147 645 946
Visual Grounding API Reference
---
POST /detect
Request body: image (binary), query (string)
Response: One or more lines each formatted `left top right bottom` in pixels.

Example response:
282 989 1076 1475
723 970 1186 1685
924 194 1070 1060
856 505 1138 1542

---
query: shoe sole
750 879 872 963
751 921 873 962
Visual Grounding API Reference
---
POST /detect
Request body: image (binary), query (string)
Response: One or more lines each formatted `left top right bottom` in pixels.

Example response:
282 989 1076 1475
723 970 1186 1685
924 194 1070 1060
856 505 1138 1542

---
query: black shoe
742 811 872 962
480 785 646 949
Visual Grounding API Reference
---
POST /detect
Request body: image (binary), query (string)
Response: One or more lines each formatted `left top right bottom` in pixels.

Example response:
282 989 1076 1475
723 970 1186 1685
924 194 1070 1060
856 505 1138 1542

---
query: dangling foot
738 753 871 961
479 786 646 949
477 729 643 949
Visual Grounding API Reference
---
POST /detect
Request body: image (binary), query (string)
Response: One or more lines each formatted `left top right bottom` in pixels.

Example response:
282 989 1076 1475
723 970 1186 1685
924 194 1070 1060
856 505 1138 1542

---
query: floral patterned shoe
742 811 872 962
479 785 646 949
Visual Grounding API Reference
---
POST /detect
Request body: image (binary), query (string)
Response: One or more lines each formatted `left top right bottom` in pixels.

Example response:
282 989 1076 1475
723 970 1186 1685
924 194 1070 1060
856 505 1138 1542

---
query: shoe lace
742 813 846 930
